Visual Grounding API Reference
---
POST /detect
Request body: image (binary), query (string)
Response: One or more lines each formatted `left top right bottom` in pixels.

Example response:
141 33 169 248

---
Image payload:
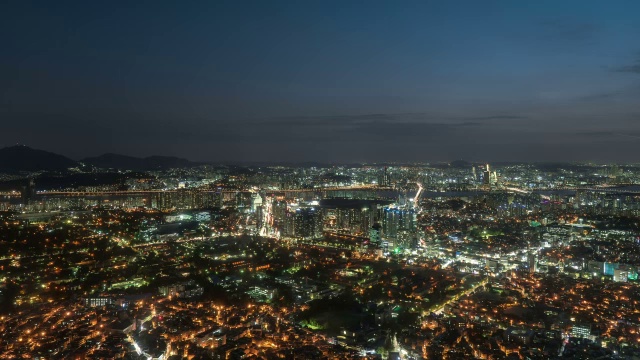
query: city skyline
5 3 640 358
2 1 640 163
2 159 640 359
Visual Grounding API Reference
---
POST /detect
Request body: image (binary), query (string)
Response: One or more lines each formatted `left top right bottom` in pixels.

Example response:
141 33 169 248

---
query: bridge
503 185 640 195
33 185 395 197
14 184 639 199
0 191 20 197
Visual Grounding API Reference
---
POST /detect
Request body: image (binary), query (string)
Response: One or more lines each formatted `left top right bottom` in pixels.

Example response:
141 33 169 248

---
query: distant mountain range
0 145 596 172
0 145 77 171
0 145 200 172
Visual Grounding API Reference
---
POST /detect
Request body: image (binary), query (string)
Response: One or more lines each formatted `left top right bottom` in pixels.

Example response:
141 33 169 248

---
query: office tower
482 164 498 186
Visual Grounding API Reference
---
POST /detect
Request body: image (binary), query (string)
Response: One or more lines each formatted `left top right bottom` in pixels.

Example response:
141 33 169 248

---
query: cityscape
3 1 640 359
2 151 640 359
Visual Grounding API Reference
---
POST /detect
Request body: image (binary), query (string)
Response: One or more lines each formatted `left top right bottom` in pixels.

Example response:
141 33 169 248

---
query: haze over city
2 1 640 163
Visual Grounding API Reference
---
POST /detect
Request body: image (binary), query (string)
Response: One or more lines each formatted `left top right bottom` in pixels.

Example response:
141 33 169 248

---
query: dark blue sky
2 1 640 163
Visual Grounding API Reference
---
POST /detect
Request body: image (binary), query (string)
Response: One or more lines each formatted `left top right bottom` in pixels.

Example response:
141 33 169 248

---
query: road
430 278 489 315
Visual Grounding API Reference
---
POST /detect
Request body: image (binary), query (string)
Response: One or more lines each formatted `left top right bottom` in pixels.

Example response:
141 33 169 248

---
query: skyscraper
21 178 36 204
382 205 416 248
528 253 537 274
482 164 498 186
378 167 390 187
284 206 323 239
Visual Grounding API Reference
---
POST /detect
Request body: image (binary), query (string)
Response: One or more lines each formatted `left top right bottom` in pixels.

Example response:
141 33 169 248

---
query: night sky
2 1 640 163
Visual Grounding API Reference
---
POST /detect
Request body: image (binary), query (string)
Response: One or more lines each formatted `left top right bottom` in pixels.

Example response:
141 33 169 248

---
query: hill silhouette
0 145 77 171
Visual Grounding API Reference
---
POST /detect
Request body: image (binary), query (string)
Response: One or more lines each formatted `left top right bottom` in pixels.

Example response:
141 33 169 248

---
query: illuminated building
271 198 287 230
378 167 390 186
482 164 498 186
613 265 633 282
236 191 253 212
505 327 534 345
331 207 375 235
528 253 537 274
21 178 36 204
284 206 323 239
84 297 115 307
370 223 382 246
251 193 263 212
571 324 591 339
382 205 417 248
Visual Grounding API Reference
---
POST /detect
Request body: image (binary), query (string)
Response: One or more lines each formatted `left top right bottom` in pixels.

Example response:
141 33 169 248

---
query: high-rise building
21 178 36 204
284 206 323 239
251 193 263 213
151 189 201 210
482 164 498 186
369 223 382 246
528 253 537 274
330 207 375 236
378 167 390 187
382 205 416 247
236 191 253 211
271 198 287 229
